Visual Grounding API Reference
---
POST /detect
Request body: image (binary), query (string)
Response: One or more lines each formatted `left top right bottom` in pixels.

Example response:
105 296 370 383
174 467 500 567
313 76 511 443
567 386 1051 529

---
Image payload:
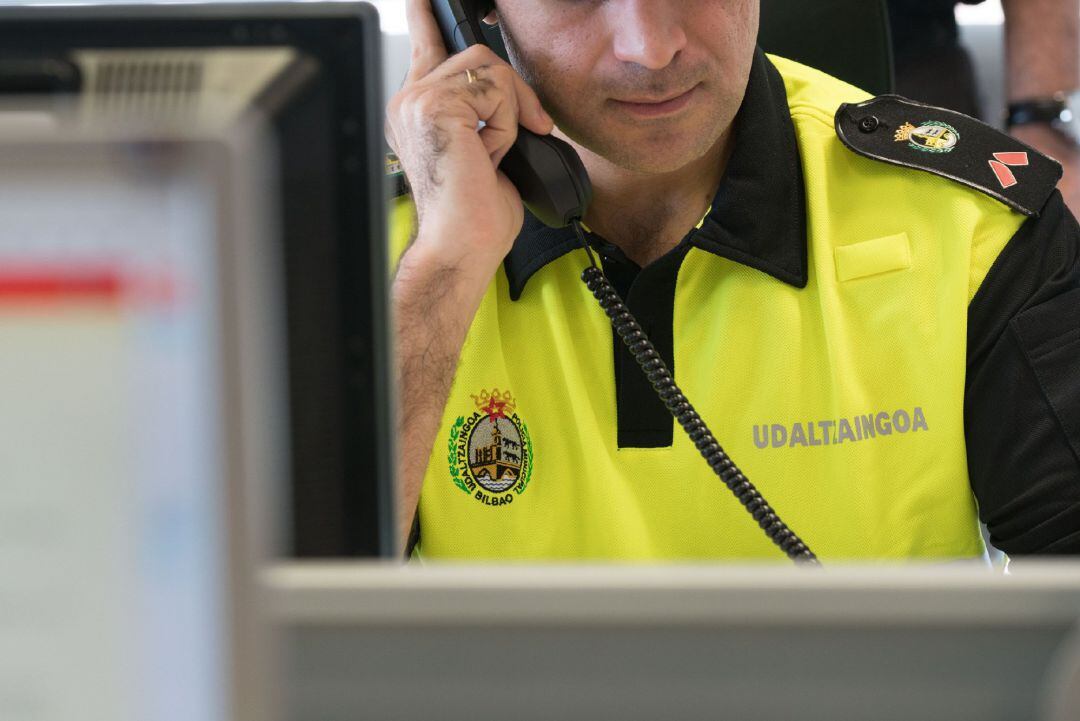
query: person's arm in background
1003 0 1080 213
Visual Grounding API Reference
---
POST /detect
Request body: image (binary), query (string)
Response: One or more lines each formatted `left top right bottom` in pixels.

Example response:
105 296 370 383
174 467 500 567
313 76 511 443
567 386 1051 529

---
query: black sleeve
966 190 1080 555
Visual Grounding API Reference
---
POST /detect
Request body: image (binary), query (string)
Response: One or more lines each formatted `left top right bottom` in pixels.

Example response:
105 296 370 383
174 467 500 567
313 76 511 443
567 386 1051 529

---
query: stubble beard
497 19 738 175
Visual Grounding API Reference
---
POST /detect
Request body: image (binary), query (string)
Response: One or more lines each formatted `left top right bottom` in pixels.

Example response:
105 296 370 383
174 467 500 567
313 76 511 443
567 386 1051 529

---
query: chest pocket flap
835 232 912 282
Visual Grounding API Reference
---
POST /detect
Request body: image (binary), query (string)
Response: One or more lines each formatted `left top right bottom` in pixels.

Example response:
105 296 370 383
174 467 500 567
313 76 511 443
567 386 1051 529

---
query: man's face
495 0 759 175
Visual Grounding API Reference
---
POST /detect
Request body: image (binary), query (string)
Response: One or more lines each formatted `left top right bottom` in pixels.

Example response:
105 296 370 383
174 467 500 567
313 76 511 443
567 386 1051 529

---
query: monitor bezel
0 1 396 559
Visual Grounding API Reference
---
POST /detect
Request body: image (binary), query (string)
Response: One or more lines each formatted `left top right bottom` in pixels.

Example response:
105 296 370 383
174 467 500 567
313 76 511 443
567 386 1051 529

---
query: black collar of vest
503 47 808 301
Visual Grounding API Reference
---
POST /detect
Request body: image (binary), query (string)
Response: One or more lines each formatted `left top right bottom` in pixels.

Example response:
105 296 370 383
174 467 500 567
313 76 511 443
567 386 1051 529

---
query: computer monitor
0 1 395 558
268 562 1080 721
0 121 277 721
0 2 394 718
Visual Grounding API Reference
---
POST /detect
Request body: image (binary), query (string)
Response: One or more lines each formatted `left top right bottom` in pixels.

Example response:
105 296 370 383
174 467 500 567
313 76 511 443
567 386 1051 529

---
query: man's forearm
1003 0 1080 215
392 241 494 549
1003 0 1079 100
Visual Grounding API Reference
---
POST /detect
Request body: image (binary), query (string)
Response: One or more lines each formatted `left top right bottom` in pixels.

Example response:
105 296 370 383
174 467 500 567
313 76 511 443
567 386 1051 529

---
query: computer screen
269 562 1080 721
0 1 395 558
0 125 274 721
0 2 393 719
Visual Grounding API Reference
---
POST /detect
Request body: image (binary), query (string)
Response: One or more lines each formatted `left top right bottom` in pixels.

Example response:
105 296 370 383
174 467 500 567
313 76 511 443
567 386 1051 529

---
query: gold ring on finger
464 67 478 84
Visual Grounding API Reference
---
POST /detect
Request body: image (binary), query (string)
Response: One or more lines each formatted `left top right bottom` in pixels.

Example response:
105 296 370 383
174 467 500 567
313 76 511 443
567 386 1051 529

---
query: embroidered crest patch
447 389 533 507
894 120 959 153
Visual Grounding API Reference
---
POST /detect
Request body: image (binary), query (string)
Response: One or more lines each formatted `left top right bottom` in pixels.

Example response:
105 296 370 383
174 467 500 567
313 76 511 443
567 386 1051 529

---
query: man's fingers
390 46 556 183
403 14 554 137
435 54 554 135
405 0 450 82
509 71 554 136
479 113 517 165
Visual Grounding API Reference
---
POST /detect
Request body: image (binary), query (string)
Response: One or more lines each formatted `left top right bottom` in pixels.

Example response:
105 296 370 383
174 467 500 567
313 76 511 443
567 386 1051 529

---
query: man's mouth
610 84 700 118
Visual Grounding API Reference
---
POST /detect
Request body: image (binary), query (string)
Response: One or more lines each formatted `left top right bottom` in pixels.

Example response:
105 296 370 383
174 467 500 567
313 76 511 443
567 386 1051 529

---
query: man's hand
386 0 553 271
386 0 553 551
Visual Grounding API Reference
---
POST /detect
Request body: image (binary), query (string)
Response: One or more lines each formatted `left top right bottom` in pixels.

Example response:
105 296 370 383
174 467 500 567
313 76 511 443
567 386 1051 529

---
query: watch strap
1007 93 1071 128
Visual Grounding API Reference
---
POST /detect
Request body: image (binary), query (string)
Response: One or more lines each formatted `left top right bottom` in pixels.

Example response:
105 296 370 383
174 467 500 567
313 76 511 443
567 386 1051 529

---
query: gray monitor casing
0 1 394 558
268 563 1080 721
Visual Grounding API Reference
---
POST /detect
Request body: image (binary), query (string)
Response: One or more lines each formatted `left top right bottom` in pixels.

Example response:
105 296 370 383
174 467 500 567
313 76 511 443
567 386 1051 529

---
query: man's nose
609 0 688 70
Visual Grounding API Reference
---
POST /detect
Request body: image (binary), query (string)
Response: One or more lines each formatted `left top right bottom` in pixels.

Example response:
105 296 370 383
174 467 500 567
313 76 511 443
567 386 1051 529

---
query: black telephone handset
430 0 592 228
426 0 819 564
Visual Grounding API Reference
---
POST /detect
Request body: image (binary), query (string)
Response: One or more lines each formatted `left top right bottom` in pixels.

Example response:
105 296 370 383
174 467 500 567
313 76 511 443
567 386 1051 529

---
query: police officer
386 0 1080 560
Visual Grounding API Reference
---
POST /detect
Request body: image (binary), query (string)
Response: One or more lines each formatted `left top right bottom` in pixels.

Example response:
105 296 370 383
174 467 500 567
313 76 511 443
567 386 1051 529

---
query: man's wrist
1007 91 1080 148
399 226 508 289
1011 122 1078 155
393 237 500 342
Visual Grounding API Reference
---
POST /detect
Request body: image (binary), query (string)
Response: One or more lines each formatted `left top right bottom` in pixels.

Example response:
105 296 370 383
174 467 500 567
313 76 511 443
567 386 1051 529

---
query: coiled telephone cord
573 219 819 565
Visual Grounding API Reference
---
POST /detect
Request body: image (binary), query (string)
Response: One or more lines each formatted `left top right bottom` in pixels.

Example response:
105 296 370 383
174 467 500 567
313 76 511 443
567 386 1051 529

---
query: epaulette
386 151 409 198
836 95 1062 217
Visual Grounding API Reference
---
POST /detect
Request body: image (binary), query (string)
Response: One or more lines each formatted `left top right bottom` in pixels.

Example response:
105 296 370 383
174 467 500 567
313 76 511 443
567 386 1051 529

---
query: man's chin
552 115 724 175
593 141 719 175
568 118 724 171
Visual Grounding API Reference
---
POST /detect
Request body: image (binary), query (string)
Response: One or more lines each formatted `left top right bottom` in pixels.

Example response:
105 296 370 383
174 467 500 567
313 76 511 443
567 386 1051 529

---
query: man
888 0 1080 213
385 0 1080 560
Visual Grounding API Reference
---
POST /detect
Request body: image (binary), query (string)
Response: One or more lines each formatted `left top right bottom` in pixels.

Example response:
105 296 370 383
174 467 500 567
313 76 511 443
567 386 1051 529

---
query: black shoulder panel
836 95 1063 217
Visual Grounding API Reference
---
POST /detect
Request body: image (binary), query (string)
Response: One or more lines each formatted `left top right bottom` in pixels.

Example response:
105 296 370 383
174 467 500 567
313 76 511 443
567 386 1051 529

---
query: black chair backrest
759 0 894 95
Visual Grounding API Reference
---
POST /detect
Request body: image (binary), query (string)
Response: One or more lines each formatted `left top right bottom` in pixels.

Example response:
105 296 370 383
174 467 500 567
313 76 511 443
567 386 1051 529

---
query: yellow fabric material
389 196 416 272
834 232 911 282
395 55 1026 562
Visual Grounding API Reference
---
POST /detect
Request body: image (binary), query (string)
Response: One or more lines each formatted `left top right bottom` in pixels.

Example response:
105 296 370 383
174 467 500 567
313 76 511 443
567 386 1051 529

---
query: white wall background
371 0 410 97
956 0 1006 126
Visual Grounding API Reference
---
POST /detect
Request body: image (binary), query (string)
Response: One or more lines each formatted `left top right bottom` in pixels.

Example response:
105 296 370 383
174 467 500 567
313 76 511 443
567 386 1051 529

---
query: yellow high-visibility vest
390 53 1039 561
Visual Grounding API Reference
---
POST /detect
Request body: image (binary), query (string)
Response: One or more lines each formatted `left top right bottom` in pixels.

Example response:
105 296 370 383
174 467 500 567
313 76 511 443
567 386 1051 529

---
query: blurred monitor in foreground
0 119 275 721
0 1 394 558
269 563 1080 721
0 1 393 719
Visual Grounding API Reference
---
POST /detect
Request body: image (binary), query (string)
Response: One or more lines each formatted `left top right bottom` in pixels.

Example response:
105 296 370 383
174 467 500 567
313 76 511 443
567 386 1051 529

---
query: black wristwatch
1007 91 1080 146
